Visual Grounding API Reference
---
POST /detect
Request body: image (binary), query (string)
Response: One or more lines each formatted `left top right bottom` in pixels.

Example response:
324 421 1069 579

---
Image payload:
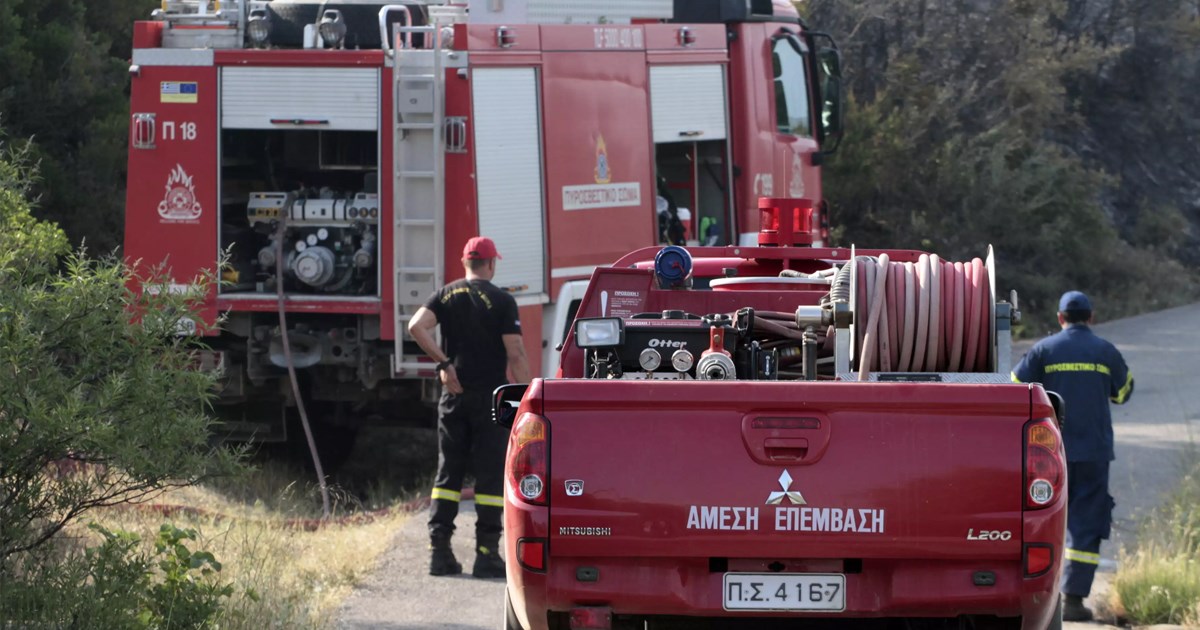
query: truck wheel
1045 596 1063 630
503 587 523 630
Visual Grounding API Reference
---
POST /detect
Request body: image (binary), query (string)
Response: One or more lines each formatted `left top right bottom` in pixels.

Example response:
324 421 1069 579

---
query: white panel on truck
468 0 673 24
650 65 728 144
221 67 379 130
472 67 546 298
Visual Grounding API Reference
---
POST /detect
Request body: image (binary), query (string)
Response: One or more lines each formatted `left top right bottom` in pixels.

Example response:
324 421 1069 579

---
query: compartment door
221 67 379 130
471 67 547 297
650 64 728 143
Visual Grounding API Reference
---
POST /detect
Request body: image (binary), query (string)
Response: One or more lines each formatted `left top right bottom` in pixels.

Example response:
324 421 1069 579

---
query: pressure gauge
671 349 694 372
317 228 329 241
295 241 308 252
306 234 319 246
638 348 662 372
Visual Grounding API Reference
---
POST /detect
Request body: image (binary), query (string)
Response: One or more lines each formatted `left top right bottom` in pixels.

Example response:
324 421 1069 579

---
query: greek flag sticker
160 81 198 104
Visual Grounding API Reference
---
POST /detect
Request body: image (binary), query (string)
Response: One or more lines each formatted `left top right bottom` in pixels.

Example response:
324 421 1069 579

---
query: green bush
1 523 236 629
0 130 242 565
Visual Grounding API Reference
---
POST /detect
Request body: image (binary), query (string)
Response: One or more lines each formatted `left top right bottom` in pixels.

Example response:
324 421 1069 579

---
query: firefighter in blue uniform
1012 291 1134 622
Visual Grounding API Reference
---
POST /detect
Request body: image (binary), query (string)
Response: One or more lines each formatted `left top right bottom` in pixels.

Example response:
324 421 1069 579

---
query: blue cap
1059 290 1092 313
654 245 692 289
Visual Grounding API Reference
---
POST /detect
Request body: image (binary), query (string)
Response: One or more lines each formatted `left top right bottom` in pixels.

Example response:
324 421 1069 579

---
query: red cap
463 236 501 260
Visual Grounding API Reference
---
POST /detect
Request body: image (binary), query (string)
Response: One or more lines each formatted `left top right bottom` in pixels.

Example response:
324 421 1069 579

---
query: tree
801 0 1200 327
0 131 241 563
0 0 158 253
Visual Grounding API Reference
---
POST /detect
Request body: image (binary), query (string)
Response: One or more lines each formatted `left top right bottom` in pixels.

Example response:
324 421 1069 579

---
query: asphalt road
1058 302 1200 628
336 303 1200 629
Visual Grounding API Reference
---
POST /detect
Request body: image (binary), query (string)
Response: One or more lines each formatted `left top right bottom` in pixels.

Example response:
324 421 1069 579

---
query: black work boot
1062 594 1093 622
472 543 506 578
429 534 462 576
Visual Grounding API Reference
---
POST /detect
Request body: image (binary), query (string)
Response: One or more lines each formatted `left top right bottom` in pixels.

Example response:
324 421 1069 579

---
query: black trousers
428 389 509 547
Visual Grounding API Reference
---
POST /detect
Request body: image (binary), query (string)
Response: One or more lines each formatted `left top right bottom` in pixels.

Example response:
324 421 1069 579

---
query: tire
503 587 524 630
1045 596 1064 630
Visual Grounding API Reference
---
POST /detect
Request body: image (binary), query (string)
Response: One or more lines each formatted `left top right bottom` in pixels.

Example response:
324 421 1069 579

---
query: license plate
722 573 845 611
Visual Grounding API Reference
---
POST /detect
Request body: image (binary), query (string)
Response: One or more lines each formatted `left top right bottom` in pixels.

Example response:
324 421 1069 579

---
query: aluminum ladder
384 10 447 376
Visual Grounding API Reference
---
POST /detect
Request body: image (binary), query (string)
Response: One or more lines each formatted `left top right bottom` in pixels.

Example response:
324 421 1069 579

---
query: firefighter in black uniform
1012 291 1134 622
408 236 531 578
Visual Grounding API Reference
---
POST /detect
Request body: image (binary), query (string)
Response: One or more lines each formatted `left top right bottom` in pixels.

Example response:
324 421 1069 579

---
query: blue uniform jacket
1012 324 1133 462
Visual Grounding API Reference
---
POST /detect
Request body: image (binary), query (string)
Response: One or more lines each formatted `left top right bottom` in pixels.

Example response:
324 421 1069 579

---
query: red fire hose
853 254 991 377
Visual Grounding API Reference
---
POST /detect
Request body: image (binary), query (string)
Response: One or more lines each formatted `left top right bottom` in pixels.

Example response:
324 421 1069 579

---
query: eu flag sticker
160 81 198 104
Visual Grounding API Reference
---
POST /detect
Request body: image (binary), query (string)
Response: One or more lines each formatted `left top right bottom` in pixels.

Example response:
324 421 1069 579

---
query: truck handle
378 4 413 55
764 438 809 462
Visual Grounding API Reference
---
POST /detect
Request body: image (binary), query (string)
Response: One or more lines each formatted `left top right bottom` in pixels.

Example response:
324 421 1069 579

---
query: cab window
772 37 813 137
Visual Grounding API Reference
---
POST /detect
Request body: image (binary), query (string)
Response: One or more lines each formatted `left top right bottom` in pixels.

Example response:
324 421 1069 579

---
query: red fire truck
123 0 844 440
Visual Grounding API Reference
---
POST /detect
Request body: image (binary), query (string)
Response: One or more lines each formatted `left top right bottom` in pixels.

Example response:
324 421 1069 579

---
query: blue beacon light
654 245 692 289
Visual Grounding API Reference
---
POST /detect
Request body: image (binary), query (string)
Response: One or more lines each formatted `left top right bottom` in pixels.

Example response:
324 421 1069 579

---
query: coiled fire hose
854 254 992 379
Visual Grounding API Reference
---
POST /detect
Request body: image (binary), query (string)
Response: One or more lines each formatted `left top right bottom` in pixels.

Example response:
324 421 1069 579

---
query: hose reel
846 250 996 375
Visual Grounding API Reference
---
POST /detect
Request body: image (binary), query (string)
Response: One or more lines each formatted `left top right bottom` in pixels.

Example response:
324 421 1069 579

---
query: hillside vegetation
1 0 1197 329
804 0 1200 330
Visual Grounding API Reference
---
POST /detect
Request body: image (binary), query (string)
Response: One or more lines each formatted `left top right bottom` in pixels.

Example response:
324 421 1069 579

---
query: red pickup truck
496 239 1067 630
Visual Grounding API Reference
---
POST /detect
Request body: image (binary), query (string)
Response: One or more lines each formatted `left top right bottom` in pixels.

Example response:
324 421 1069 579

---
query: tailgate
544 380 1030 562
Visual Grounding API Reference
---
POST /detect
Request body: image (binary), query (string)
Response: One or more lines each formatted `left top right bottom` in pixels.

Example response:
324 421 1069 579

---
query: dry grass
1111 450 1200 627
76 474 414 629
1112 545 1200 627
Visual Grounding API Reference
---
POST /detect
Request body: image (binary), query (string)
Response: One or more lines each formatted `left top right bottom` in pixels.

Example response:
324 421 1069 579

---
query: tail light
1023 418 1065 510
517 538 546 572
1024 543 1053 577
569 606 613 630
508 412 548 505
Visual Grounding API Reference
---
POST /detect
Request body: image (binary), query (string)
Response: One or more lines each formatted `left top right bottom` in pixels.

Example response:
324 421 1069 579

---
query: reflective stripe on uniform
1011 371 1023 383
432 487 462 502
1065 548 1101 565
476 493 504 507
1044 362 1111 375
1112 372 1134 404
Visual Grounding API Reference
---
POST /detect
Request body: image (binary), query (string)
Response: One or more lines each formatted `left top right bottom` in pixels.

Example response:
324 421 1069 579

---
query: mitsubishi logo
766 470 806 505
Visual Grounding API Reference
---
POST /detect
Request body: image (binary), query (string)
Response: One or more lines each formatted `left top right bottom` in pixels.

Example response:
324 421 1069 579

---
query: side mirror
816 47 844 150
807 31 845 154
1046 390 1067 429
492 383 528 429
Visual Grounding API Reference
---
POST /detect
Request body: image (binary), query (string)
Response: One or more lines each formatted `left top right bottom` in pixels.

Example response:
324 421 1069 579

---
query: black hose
802 325 818 380
274 208 332 519
830 259 854 303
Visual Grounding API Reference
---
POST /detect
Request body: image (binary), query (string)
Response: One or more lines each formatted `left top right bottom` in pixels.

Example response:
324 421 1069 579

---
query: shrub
0 130 242 565
0 522 235 629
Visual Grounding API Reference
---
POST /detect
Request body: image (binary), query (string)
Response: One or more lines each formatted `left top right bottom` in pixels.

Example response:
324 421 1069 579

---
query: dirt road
336 499 505 629
336 303 1200 629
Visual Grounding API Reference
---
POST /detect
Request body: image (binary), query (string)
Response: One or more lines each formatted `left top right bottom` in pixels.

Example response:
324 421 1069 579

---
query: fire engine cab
123 0 844 440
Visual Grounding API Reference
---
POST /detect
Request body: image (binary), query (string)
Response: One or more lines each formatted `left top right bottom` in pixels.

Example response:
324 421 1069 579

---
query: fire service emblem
593 135 611 184
157 164 203 223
